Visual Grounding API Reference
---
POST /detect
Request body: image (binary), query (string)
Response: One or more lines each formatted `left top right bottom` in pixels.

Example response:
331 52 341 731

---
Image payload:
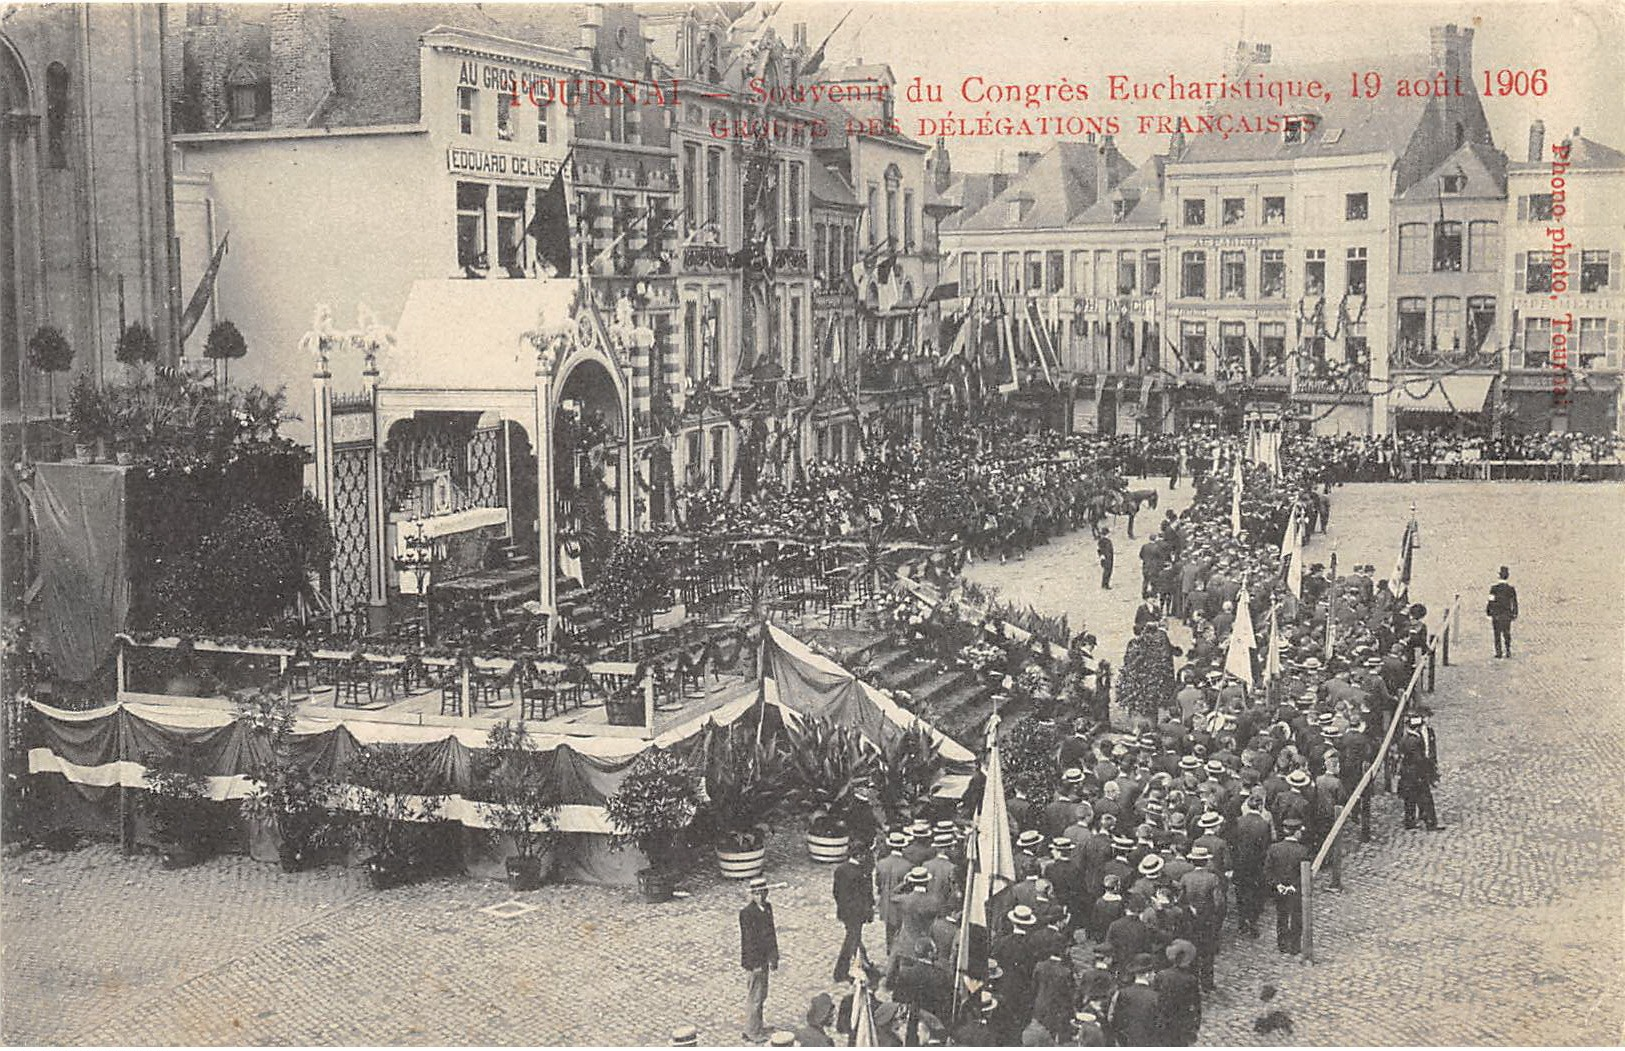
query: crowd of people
710 434 1452 1047
1283 430 1622 483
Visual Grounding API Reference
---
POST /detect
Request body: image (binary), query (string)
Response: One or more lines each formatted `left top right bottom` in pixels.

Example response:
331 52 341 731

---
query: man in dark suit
832 851 873 982
1106 954 1163 1045
1487 565 1519 658
1398 712 1443 830
740 877 780 1042
1098 531 1115 589
1264 819 1307 955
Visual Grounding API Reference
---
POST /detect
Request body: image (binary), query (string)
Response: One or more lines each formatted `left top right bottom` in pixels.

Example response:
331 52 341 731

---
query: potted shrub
475 720 559 892
26 325 73 417
138 746 226 869
784 717 875 863
66 373 106 462
235 688 340 872
692 722 788 879
604 747 701 902
347 744 449 890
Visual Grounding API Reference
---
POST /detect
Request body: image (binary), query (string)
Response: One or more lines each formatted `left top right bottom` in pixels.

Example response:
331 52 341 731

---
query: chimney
931 136 952 193
793 22 807 49
1017 150 1041 174
1527 120 1545 162
1169 129 1187 161
1428 24 1474 146
1096 136 1122 205
270 4 332 128
990 173 1011 198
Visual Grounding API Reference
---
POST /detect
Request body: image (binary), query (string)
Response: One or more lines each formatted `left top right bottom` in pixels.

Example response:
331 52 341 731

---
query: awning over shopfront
1393 373 1495 414
385 278 584 391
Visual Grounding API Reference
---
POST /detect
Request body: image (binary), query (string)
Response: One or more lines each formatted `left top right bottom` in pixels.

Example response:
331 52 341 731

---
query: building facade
809 158 862 460
1501 122 1623 435
3 5 179 417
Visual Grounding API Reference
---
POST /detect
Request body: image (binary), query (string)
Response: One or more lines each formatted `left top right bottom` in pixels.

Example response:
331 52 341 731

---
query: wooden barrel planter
637 866 676 902
806 830 850 864
716 843 767 879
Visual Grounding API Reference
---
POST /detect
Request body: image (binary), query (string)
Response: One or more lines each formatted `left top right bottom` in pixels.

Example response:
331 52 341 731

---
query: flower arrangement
959 641 1006 673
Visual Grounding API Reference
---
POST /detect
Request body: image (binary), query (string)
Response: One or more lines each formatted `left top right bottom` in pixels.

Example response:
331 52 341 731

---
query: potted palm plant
66 373 107 463
872 723 947 827
347 744 449 890
692 721 788 879
604 747 701 902
784 717 875 863
476 720 559 891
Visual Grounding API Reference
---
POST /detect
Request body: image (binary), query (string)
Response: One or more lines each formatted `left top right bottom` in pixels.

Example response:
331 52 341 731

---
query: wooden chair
522 663 563 721
334 654 370 707
439 672 466 716
474 662 518 710
287 646 316 695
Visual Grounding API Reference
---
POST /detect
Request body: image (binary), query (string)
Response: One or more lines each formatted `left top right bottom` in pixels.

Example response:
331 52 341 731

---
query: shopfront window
1180 320 1206 372
497 185 527 274
1142 250 1161 294
456 181 488 270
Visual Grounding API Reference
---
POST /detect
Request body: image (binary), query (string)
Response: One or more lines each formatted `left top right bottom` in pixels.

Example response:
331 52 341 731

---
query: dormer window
224 62 269 125
1441 172 1467 193
1284 115 1311 145
1113 199 1131 223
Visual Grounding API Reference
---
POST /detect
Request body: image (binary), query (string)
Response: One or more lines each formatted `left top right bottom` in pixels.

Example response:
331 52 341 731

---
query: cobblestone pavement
3 481 1621 1045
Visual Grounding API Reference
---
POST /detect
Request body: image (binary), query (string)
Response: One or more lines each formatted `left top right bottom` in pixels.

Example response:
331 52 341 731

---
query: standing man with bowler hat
1487 566 1519 658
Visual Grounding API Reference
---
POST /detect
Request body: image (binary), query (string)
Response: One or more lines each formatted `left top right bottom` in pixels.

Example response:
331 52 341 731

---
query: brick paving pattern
3 481 1621 1045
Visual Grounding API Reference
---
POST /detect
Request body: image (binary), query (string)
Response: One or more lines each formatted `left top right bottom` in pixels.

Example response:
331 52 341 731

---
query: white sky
767 0 1624 169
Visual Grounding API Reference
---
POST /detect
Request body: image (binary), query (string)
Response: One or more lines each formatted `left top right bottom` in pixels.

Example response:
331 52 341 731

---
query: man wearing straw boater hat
739 876 780 1043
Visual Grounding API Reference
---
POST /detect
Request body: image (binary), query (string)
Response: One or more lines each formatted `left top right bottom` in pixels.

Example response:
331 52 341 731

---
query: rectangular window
867 186 879 246
1304 250 1325 297
787 162 804 248
1581 250 1610 293
1220 321 1247 376
962 253 978 292
706 296 724 380
1432 296 1462 355
1222 197 1245 226
1468 220 1500 272
1180 321 1207 372
1346 321 1368 368
1259 321 1287 375
1399 223 1429 273
1116 250 1136 295
1072 251 1089 294
1522 317 1551 368
1257 250 1283 299
1090 250 1110 296
497 185 527 274
229 84 259 123
709 427 726 489
457 86 476 136
1183 199 1206 227
1397 297 1426 361
496 91 516 141
706 148 724 232
456 181 488 269
1344 192 1368 221
1047 250 1065 294
815 225 828 281
1577 317 1608 368
685 430 703 485
1026 251 1044 292
537 99 550 143
1467 296 1496 354
886 186 898 246
1284 116 1308 144
1142 250 1161 294
1346 247 1367 296
1181 250 1207 298
983 252 999 292
1433 221 1463 271
789 295 803 374
1004 252 1022 293
1220 250 1246 299
1526 251 1553 293
903 189 916 251
683 300 699 381
682 145 700 235
1263 196 1286 225
1526 194 1554 222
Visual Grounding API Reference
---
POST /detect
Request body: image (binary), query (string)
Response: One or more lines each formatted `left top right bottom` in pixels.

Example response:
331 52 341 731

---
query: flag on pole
527 156 574 276
1324 570 1337 661
851 969 879 1047
178 232 230 343
1281 507 1302 598
954 714 1015 1001
1388 515 1419 598
1225 586 1255 685
1262 603 1282 686
1230 460 1244 536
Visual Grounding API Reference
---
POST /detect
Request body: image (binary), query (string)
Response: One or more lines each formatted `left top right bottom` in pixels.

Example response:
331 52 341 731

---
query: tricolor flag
851 968 880 1047
178 232 230 343
1324 559 1337 661
1281 507 1303 598
1388 515 1419 599
954 714 1015 1005
1262 603 1282 687
1230 460 1244 536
